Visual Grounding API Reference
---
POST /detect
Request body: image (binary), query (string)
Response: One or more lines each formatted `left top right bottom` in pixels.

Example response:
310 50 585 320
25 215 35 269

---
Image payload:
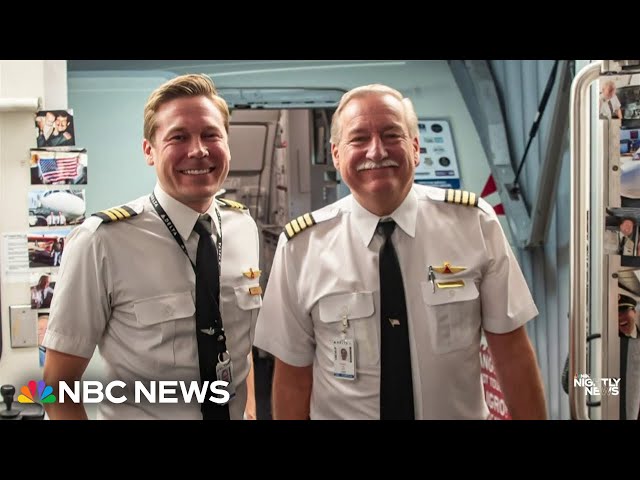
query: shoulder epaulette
216 197 248 210
284 213 317 240
443 189 479 207
422 185 493 216
91 205 139 223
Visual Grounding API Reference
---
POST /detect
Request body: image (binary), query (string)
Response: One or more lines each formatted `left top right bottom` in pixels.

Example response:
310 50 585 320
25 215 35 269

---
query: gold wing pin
432 261 466 274
243 268 261 279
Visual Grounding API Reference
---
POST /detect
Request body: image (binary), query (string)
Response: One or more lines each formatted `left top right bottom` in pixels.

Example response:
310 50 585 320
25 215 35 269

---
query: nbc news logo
18 380 56 404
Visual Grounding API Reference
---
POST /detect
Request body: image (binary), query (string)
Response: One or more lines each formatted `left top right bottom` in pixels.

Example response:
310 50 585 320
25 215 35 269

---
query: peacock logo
18 380 56 404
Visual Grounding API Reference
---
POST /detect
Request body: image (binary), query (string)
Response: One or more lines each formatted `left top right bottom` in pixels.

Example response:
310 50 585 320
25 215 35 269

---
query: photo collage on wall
30 109 88 366
604 74 640 266
602 73 640 420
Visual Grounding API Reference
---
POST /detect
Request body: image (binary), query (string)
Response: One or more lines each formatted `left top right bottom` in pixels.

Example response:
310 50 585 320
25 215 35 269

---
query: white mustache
356 159 399 171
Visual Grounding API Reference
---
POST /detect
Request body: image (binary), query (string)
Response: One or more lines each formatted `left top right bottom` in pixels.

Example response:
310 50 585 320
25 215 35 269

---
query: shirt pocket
234 285 263 347
318 291 378 368
420 280 481 354
133 291 196 369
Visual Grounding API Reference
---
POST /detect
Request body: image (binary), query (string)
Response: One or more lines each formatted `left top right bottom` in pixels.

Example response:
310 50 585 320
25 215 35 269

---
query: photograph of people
28 230 70 268
30 273 55 309
35 109 75 147
605 209 640 268
600 79 622 120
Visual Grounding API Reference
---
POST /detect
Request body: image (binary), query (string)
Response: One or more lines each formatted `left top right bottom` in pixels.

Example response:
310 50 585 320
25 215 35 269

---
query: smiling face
621 219 635 237
619 308 637 336
331 92 419 216
55 114 70 133
142 95 230 213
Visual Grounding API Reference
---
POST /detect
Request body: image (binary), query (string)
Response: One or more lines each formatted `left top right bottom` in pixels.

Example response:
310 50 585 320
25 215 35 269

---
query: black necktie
609 100 616 118
193 214 229 420
378 220 415 420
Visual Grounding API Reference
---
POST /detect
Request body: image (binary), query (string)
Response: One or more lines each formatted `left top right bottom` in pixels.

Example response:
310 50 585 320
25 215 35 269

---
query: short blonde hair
330 84 418 145
143 74 230 144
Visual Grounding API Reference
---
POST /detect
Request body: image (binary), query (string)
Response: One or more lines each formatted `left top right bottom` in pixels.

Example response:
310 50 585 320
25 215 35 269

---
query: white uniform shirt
600 94 622 119
43 184 261 419
254 184 538 419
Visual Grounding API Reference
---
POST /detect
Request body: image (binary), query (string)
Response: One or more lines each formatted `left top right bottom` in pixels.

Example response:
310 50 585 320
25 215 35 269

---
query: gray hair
330 84 419 145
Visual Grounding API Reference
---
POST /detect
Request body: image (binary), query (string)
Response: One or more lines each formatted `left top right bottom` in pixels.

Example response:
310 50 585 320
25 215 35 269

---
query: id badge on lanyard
332 308 356 380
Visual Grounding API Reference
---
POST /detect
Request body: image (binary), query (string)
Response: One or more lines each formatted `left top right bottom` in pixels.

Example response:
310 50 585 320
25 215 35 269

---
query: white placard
2 233 30 283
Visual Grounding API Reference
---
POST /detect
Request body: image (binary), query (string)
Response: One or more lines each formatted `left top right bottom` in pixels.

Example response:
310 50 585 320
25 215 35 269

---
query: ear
412 136 420 167
331 143 340 170
143 139 154 166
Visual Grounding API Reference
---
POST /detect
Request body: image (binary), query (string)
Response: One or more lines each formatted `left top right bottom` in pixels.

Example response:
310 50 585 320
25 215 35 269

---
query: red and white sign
480 343 511 420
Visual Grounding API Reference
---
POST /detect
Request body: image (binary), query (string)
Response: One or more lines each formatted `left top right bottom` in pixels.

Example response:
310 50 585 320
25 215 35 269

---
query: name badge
216 358 236 401
249 286 263 296
332 337 356 380
436 280 465 289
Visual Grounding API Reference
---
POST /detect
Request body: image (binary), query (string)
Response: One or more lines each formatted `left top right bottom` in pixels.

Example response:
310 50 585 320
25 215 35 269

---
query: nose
188 139 209 158
366 135 387 161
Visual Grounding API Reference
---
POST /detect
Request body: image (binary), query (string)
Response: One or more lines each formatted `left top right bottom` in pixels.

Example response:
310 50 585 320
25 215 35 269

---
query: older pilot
254 83 547 420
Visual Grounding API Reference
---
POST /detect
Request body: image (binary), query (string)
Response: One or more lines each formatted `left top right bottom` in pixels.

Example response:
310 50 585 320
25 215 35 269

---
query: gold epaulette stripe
445 189 478 207
92 205 138 223
284 212 316 240
120 205 137 217
100 210 118 221
218 198 247 210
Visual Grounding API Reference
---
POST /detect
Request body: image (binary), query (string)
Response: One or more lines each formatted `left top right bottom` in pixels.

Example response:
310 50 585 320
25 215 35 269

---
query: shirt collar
350 186 418 246
153 183 219 241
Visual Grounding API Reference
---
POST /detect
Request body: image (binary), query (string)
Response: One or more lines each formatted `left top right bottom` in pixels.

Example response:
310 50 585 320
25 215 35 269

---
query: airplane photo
28 189 86 227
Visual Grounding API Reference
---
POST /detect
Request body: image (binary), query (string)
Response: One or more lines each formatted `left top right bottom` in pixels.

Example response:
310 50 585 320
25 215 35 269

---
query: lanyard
150 193 231 394
149 191 226 335
149 192 222 275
